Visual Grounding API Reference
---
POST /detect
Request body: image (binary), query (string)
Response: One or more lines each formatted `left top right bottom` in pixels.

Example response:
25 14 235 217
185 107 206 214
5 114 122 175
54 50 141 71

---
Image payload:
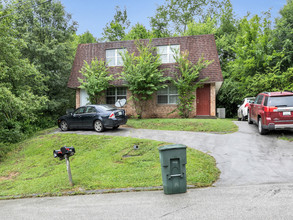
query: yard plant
121 40 169 119
172 51 213 118
0 133 220 198
79 58 114 104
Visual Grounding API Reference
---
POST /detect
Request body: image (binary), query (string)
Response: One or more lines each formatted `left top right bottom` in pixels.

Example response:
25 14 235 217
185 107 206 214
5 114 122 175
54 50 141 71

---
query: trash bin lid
158 144 187 151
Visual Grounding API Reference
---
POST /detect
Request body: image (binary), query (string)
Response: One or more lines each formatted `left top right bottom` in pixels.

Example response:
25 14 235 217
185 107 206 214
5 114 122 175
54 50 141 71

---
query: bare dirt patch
0 172 19 182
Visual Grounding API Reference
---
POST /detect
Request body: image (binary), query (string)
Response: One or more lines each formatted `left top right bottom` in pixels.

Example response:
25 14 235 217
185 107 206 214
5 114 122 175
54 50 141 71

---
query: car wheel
113 125 119 130
60 120 69 131
258 117 268 135
241 111 245 121
247 111 253 124
94 120 104 132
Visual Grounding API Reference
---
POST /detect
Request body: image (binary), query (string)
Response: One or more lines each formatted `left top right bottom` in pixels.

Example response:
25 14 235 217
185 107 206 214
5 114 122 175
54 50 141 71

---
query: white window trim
157 85 179 104
157 45 180 64
106 87 127 104
106 48 126 66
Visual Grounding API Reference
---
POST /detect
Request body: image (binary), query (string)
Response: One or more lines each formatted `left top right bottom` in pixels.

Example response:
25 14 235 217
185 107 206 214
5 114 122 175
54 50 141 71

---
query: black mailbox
61 146 75 156
53 146 75 160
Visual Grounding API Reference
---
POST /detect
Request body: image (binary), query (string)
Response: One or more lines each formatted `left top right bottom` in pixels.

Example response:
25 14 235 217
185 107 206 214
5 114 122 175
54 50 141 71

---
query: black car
58 105 127 132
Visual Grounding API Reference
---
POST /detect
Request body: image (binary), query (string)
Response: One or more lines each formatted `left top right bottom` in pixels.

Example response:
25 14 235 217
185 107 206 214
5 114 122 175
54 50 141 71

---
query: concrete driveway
59 121 293 186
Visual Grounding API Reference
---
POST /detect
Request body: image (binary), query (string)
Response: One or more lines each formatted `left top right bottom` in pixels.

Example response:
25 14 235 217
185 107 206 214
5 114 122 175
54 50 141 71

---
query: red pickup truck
248 91 293 134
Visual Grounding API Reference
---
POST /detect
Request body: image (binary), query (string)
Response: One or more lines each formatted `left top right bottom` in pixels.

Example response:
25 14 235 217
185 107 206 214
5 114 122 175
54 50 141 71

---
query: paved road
1 183 293 219
1 121 293 219
59 121 293 186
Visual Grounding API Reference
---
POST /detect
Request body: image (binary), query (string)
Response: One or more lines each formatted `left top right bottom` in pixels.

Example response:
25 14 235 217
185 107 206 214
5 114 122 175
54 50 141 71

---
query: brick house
67 35 223 118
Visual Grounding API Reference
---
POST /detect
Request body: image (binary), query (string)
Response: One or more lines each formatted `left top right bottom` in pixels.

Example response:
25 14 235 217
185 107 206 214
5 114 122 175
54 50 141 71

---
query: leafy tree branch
79 58 114 104
121 40 170 118
172 50 213 118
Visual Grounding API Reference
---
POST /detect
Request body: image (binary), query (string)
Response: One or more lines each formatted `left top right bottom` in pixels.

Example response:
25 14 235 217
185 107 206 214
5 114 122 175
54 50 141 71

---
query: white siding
80 89 90 106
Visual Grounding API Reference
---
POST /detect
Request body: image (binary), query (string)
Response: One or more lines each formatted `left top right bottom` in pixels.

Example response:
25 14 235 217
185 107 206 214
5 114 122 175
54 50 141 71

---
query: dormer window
106 48 126 66
157 45 180 63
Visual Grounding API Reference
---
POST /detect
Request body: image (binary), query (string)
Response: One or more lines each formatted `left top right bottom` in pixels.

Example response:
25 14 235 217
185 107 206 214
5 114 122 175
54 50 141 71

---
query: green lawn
126 118 238 133
280 137 293 142
0 133 220 198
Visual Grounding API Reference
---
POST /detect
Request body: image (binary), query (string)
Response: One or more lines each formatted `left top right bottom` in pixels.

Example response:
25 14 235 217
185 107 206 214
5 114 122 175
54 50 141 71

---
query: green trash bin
158 144 187 194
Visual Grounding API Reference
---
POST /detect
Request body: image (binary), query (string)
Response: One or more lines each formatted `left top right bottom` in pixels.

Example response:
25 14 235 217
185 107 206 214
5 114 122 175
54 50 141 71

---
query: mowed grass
280 137 293 142
0 133 220 197
126 118 238 133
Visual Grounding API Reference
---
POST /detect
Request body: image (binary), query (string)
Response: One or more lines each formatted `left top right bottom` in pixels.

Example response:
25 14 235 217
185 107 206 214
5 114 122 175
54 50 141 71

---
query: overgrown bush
172 51 212 118
0 87 48 143
121 40 169 118
78 58 114 104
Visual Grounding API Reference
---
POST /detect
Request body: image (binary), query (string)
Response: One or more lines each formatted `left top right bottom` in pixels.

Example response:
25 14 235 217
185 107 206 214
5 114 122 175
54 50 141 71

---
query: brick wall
121 89 197 118
70 35 222 118
75 86 218 118
68 35 223 88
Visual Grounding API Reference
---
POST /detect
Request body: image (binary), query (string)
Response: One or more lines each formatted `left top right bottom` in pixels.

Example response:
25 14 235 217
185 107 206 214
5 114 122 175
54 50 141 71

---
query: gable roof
68 35 223 88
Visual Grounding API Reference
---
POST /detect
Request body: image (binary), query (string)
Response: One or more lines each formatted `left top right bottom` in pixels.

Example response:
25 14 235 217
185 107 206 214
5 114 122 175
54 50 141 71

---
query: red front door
196 84 210 116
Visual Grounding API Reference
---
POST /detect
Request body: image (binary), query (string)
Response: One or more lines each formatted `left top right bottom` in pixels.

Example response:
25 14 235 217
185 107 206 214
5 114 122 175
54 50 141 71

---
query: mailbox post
65 154 73 186
53 146 75 186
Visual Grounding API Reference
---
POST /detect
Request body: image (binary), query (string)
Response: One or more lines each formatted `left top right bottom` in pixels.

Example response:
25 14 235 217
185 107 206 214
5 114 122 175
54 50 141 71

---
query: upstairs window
106 87 127 104
106 48 126 66
157 45 180 64
157 85 179 104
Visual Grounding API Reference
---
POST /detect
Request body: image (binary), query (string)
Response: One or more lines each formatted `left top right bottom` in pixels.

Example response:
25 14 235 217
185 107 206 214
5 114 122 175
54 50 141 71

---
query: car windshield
267 96 293 107
97 105 116 111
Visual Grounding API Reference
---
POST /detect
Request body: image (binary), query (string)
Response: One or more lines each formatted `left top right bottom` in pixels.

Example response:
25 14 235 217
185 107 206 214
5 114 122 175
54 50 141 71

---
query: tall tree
273 0 293 71
102 6 130 41
11 0 77 116
217 14 282 116
72 31 97 50
149 5 171 38
0 7 48 142
214 0 237 72
78 31 97 44
123 23 152 40
183 16 217 36
150 0 221 35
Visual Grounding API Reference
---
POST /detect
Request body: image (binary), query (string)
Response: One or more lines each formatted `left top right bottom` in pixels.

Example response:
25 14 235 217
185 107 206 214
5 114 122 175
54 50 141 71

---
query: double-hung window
157 85 179 104
157 45 180 63
106 87 127 104
106 48 126 66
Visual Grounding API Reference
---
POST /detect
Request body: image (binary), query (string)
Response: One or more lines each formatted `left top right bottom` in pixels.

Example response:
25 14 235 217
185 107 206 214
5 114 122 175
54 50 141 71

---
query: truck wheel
241 111 245 121
258 117 268 135
247 111 253 124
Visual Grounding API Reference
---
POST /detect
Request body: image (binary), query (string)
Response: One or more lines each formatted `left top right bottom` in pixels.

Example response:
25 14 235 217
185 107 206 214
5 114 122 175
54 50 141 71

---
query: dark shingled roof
68 35 223 88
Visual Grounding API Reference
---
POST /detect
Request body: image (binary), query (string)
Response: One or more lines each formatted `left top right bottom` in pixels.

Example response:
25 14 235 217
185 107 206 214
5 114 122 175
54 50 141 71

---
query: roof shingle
67 35 223 88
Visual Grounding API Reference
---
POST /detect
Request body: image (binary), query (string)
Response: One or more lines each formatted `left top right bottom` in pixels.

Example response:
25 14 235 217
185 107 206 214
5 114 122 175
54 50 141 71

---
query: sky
60 0 287 39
